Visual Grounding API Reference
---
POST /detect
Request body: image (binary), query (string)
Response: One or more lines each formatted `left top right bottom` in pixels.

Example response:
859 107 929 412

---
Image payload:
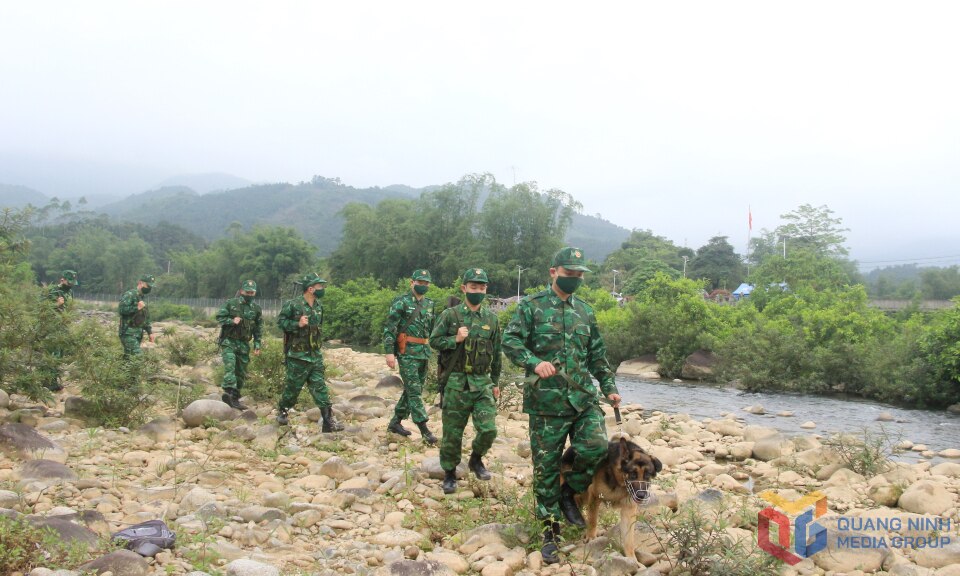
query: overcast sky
2 1 958 267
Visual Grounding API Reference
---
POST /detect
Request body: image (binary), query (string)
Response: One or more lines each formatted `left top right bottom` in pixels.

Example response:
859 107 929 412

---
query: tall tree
688 236 745 290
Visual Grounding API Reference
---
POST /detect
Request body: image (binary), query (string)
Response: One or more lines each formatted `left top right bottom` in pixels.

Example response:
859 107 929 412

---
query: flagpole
746 206 752 276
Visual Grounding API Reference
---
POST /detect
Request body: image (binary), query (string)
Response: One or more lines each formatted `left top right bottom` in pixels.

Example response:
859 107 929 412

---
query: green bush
149 301 200 322
160 325 217 366
71 319 161 428
240 337 286 401
0 515 96 572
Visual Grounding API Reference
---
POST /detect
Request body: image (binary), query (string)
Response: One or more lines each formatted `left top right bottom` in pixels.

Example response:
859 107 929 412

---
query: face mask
241 294 255 303
413 284 429 295
313 288 325 298
465 292 485 305
555 276 582 295
140 286 152 295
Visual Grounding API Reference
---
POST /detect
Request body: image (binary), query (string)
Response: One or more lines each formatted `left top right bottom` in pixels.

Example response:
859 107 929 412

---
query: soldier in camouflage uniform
44 269 79 390
502 247 621 565
383 269 437 444
216 279 263 410
429 267 502 494
276 273 343 432
118 274 156 357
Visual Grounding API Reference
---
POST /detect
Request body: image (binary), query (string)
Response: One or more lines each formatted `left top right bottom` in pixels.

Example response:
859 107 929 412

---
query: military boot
559 483 586 527
442 469 457 494
222 389 247 411
320 407 344 432
276 408 289 426
541 520 560 565
415 421 437 445
468 452 491 480
387 417 412 436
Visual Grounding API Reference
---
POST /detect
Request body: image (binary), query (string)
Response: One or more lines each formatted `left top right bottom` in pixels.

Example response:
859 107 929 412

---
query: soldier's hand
534 361 556 379
455 326 469 343
148 333 155 343
493 386 500 399
607 393 622 408
253 348 261 356
233 317 242 324
298 315 309 327
385 354 397 369
137 301 145 310
56 296 65 306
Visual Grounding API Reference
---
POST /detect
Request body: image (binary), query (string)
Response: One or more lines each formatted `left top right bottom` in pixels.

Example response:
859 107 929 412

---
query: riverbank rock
181 399 238 427
0 388 9 408
898 480 955 515
0 423 68 462
616 355 660 379
680 350 716 380
79 549 150 576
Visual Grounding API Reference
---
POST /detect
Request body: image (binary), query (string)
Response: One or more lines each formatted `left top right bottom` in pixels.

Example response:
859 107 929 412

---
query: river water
617 376 960 463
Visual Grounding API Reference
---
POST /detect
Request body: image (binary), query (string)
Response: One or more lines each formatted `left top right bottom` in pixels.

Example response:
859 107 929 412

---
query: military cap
300 272 326 288
462 267 489 284
241 279 258 292
411 269 432 282
62 270 79 286
139 274 156 287
551 247 591 272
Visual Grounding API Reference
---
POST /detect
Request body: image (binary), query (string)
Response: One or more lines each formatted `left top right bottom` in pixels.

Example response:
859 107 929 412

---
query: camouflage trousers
278 356 330 412
220 339 251 393
119 326 145 356
529 405 609 521
439 376 497 471
392 356 429 424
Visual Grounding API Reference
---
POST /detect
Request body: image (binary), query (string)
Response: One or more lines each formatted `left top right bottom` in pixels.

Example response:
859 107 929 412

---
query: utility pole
612 269 619 295
682 256 689 278
516 265 527 300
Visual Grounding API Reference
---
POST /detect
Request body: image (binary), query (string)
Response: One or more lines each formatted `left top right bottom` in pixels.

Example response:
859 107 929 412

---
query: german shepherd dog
562 437 662 558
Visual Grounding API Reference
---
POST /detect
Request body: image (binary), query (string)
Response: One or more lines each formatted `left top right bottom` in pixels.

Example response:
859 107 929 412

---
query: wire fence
73 292 284 316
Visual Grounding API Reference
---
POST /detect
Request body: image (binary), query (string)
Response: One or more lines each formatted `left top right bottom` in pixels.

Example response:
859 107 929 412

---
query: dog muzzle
626 480 651 504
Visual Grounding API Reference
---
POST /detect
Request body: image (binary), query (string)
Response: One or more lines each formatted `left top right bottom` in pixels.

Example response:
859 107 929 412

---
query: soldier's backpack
111 519 176 557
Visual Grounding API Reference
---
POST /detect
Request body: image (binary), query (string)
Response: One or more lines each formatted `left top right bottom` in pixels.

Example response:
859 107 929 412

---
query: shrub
71 319 161 428
241 337 286 401
0 515 96 572
149 301 199 322
160 325 217 366
822 425 903 477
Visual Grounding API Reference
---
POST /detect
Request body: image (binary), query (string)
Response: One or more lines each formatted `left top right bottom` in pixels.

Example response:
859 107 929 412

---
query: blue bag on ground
111 519 176 557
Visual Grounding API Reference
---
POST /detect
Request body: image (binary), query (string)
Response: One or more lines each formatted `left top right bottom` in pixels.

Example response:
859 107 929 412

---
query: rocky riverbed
2 325 960 576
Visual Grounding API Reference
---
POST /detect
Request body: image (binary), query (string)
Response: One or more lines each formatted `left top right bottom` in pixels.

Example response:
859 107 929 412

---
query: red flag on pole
748 206 753 231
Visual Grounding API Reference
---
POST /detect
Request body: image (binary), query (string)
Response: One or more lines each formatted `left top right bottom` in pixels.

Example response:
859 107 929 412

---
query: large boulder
752 434 795 461
0 423 67 462
28 516 99 548
225 559 282 576
16 459 77 482
377 375 404 389
811 515 888 572
181 399 238 427
899 480 956 515
680 350 716 380
79 549 150 576
616 355 661 379
377 560 456 576
0 388 9 408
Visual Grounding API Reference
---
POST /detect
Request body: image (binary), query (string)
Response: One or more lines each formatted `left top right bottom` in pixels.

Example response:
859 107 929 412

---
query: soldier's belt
404 336 429 345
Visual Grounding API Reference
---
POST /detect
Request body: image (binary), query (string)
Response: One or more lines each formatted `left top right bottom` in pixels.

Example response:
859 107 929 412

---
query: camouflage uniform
430 268 502 472
118 274 155 357
502 248 619 522
384 270 436 426
216 279 263 398
277 274 332 413
44 270 78 389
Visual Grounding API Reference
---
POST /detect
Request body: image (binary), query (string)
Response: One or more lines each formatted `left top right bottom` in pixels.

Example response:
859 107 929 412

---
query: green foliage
822 425 903 477
160 326 217 367
240 338 286 401
71 319 162 427
149 301 201 322
916 299 960 406
0 515 97 573
642 501 778 576
688 236 745 291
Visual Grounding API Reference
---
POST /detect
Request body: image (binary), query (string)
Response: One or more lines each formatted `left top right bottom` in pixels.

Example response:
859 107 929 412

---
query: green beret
551 247 591 272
